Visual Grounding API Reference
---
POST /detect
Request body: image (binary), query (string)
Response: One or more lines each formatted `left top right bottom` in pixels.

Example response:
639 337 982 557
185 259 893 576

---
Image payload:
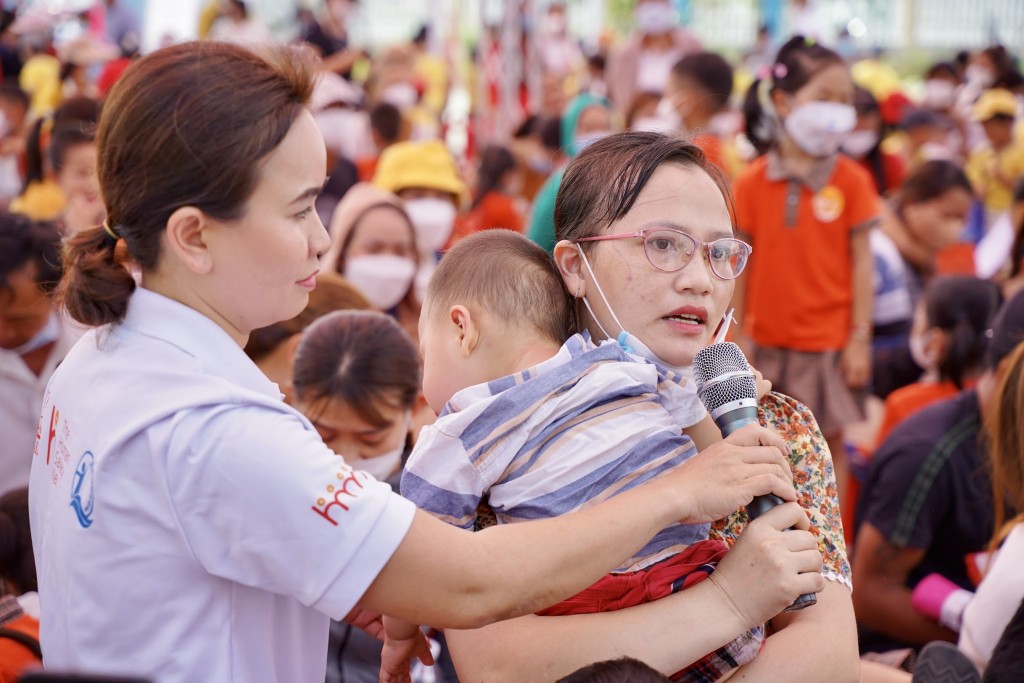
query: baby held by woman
383 230 808 682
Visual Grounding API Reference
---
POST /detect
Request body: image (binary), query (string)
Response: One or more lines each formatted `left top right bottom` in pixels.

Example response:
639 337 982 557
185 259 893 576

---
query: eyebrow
642 221 735 240
289 178 329 205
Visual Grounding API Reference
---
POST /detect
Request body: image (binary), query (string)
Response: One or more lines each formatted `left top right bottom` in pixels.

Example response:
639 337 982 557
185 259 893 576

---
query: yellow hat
972 88 1018 122
373 140 468 203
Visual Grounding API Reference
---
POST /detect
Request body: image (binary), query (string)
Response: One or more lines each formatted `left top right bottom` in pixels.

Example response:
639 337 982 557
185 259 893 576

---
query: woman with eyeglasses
441 131 859 682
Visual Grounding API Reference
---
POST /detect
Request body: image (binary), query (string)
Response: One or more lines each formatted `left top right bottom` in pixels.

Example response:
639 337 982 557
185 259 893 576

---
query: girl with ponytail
875 276 1002 447
732 36 881 502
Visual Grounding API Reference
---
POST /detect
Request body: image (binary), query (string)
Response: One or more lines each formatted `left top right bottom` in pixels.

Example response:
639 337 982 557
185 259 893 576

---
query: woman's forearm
729 581 859 683
445 578 754 682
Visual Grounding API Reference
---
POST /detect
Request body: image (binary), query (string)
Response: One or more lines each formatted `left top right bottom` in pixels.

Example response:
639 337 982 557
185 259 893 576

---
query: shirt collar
765 150 837 193
120 288 281 399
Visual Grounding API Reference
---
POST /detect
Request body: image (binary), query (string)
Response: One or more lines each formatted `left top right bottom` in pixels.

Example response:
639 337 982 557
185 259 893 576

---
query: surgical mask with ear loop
9 311 60 356
355 412 411 481
576 243 695 379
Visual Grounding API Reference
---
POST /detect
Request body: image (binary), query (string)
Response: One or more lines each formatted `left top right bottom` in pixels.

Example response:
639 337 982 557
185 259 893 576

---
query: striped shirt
402 334 708 573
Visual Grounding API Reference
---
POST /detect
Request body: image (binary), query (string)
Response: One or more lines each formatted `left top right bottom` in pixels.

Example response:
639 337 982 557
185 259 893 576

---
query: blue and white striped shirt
402 334 708 573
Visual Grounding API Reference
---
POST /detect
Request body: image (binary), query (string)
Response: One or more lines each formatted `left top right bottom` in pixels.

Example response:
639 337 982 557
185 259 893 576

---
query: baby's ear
449 304 480 356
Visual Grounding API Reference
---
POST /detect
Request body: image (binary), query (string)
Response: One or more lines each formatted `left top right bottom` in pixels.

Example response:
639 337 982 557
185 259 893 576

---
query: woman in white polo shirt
28 42 821 682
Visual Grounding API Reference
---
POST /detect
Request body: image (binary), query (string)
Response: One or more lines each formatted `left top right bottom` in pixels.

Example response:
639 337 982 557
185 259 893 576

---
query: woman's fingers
725 423 789 455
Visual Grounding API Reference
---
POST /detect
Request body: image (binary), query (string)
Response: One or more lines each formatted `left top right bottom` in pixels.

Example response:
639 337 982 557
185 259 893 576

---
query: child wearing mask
386 230 806 682
733 36 881 505
322 183 421 343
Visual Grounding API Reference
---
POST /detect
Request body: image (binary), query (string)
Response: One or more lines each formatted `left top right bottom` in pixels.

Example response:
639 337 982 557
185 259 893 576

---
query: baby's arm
380 616 434 683
680 368 771 452
683 414 723 451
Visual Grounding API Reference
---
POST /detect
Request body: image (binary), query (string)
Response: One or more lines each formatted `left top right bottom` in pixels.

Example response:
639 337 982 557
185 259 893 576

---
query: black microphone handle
716 414 817 612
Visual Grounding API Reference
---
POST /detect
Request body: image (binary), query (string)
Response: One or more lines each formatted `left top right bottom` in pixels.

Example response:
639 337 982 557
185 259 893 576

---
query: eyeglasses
576 228 753 280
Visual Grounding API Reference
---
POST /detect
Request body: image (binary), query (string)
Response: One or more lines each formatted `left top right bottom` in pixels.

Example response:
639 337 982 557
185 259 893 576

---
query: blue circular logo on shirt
69 451 95 528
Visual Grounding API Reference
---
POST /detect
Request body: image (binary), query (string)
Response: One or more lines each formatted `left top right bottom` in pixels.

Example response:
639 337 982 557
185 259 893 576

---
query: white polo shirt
0 315 79 496
29 288 415 682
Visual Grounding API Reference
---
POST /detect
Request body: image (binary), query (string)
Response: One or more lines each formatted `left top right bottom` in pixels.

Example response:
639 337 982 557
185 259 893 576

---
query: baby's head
419 230 574 412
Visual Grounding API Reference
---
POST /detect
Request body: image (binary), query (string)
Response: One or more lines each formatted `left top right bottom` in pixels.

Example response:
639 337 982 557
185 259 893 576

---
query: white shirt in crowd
0 315 78 496
29 288 415 682
959 524 1024 673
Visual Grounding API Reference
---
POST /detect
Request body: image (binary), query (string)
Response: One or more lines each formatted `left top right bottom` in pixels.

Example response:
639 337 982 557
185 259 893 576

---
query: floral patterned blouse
710 391 852 589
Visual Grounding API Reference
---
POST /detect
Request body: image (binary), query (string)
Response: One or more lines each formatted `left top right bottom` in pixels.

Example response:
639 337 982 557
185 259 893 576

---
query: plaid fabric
673 626 765 682
0 594 23 626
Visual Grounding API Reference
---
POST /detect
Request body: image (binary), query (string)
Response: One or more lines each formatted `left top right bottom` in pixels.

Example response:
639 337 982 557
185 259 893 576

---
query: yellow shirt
19 54 61 119
10 180 66 221
966 141 1024 212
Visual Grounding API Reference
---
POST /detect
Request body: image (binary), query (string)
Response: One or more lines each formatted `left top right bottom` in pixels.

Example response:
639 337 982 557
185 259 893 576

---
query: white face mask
314 108 366 159
841 129 879 158
783 101 856 157
405 197 457 253
632 115 677 133
573 131 609 154
380 82 419 110
656 96 683 131
576 244 694 377
8 311 60 356
343 254 416 310
908 329 939 378
356 442 404 481
965 64 994 88
634 2 675 35
923 79 957 110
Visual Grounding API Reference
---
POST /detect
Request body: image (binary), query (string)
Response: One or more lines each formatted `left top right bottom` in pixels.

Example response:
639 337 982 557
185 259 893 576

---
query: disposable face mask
923 79 957 110
381 82 419 110
576 244 693 377
965 64 994 88
8 311 60 356
573 131 609 154
656 96 683 131
909 329 939 376
405 197 456 253
841 129 879 158
344 254 417 311
356 442 404 480
632 115 677 133
634 2 675 35
314 108 370 161
783 101 856 157
527 154 554 174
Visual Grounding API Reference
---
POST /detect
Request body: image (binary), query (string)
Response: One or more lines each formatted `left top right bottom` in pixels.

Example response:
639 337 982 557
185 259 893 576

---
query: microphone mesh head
693 342 758 413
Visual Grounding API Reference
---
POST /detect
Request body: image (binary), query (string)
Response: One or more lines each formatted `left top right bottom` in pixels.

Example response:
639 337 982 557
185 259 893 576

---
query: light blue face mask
575 243 695 378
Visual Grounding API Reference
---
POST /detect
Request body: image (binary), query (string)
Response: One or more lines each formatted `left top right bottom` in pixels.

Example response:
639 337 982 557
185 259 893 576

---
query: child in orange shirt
732 36 881 504
457 144 526 240
663 51 739 176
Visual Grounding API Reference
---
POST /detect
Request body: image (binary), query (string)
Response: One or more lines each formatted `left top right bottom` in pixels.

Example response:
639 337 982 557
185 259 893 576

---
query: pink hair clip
772 63 788 80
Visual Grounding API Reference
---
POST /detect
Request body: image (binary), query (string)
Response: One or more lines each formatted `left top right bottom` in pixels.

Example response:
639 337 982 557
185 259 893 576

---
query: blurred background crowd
3 0 1024 681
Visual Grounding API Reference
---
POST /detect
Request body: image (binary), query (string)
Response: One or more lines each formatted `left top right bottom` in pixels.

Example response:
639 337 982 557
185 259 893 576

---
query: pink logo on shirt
311 465 367 526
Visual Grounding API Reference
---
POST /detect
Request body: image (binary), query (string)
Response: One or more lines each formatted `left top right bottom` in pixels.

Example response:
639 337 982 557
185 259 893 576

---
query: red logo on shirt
311 466 367 526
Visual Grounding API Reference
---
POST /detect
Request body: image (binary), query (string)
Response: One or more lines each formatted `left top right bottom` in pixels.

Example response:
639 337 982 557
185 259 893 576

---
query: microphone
693 341 816 611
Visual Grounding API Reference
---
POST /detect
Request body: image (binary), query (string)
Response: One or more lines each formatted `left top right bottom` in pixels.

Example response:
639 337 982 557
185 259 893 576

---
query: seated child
385 230 763 682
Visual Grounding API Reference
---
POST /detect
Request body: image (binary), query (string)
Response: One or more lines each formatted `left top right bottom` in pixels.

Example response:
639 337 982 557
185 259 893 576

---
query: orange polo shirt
734 152 881 351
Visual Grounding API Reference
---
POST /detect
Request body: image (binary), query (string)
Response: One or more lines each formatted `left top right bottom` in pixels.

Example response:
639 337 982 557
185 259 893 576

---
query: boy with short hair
665 52 739 175
385 230 764 681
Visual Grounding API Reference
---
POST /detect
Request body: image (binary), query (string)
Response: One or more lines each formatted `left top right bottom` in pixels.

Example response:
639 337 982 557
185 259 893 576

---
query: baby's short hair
425 230 574 344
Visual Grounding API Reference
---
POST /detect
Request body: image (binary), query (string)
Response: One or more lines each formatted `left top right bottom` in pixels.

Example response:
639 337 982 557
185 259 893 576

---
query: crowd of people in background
2 0 1024 681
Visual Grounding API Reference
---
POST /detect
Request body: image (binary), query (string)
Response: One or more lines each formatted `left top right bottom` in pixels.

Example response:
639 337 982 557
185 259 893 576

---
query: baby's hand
380 617 434 683
751 366 772 400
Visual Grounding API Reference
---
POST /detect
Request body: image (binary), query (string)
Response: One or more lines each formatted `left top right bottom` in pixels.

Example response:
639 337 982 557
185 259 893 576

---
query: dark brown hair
921 276 1002 389
896 160 973 215
670 51 734 112
293 310 421 429
0 214 62 296
556 657 670 683
58 41 316 327
985 341 1024 554
554 130 733 245
425 229 574 345
244 272 372 363
742 35 844 155
0 487 35 595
